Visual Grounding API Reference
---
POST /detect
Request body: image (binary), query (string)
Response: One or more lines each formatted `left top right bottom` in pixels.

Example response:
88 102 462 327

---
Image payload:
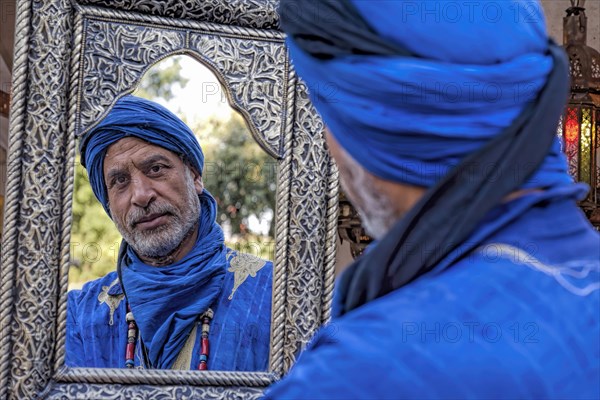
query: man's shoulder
68 271 122 307
225 248 273 274
347 244 600 329
268 274 599 399
264 317 459 399
222 248 273 301
266 248 600 399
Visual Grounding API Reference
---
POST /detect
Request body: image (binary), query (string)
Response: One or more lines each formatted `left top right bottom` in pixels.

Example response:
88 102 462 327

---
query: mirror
67 55 277 371
0 2 338 398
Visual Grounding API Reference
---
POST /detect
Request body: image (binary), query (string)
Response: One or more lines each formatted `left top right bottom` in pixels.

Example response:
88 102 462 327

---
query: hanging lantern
558 0 600 227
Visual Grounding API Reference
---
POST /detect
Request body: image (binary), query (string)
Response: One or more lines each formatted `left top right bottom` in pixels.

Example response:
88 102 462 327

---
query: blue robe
66 249 272 371
265 190 600 398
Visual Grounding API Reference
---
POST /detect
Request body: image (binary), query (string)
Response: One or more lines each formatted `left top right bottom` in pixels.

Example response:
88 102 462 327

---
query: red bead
126 343 135 360
201 338 209 355
198 361 207 371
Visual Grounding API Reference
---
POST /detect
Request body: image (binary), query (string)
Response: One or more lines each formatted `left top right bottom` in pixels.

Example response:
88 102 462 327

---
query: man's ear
190 167 204 195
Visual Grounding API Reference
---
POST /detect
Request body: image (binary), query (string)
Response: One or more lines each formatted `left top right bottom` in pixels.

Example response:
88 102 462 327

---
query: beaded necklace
125 304 214 370
125 304 137 368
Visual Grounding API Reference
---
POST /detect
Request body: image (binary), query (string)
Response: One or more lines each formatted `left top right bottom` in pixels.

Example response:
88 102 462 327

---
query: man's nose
130 175 156 209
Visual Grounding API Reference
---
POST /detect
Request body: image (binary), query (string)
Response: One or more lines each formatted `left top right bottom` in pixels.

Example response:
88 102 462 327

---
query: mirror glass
67 55 276 372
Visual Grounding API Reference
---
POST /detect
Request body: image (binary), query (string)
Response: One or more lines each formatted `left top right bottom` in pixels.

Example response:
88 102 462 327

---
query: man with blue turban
66 95 273 371
265 0 599 398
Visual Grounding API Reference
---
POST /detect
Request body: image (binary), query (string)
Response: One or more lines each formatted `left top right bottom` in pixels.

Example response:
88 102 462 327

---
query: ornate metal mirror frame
0 0 339 398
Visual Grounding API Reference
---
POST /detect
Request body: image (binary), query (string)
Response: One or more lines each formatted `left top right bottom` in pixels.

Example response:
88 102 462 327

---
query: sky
141 55 236 125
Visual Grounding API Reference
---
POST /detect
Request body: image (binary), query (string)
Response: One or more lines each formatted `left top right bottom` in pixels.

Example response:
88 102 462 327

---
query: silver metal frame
0 1 338 398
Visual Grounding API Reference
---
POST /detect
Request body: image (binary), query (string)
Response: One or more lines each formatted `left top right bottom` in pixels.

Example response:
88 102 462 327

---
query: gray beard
339 164 397 241
111 169 201 259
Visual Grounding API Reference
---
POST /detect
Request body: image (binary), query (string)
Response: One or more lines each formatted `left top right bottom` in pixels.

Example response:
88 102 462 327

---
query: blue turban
280 0 585 314
281 0 572 189
80 95 207 216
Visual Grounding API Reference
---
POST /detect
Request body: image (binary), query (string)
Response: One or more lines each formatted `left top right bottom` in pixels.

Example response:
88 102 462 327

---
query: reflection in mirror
67 55 276 372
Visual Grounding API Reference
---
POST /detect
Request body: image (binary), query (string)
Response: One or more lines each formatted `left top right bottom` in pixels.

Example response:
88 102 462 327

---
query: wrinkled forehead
103 137 182 174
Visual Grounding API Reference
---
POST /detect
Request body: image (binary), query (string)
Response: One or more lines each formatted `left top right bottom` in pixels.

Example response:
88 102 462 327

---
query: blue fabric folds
65 249 273 371
120 193 226 369
284 0 571 189
264 188 600 399
80 95 206 215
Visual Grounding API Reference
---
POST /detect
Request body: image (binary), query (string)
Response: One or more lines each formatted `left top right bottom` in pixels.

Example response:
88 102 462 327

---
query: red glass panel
565 107 580 180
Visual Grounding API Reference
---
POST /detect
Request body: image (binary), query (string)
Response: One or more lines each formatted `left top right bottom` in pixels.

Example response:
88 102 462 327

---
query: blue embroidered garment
67 249 273 370
66 96 273 370
265 188 600 398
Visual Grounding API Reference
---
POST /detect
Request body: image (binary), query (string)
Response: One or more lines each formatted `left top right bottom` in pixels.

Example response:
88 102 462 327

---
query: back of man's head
279 0 570 190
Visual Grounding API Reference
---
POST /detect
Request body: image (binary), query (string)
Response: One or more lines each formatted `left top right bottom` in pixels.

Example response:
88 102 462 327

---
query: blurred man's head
325 129 425 239
280 0 571 239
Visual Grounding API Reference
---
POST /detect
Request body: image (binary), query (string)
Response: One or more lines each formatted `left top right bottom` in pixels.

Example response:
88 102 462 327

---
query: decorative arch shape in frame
0 1 339 398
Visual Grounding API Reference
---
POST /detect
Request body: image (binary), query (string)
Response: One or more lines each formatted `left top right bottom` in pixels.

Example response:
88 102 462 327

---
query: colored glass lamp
557 0 600 227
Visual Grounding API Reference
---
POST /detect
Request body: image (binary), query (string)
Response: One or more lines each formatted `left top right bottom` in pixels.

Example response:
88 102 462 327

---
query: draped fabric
66 250 273 371
280 0 570 188
335 45 574 315
264 189 600 399
119 193 227 369
279 0 576 315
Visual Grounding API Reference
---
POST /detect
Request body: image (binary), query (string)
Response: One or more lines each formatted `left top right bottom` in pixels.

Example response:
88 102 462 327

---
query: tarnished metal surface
0 0 338 398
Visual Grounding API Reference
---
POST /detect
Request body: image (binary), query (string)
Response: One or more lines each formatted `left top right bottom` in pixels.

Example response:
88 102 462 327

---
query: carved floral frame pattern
0 0 339 398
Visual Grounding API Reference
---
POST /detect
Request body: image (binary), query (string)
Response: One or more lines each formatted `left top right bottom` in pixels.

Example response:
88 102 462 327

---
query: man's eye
113 176 127 186
149 164 166 174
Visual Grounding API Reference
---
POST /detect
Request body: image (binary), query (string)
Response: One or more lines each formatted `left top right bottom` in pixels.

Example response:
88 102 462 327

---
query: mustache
127 202 178 228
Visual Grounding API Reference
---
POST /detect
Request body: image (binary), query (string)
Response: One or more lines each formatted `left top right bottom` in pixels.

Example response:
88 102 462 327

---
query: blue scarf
119 192 226 369
280 0 570 189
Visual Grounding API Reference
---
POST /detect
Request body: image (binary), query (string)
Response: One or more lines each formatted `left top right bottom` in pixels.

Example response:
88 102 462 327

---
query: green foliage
69 158 122 288
226 234 275 262
197 114 277 238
